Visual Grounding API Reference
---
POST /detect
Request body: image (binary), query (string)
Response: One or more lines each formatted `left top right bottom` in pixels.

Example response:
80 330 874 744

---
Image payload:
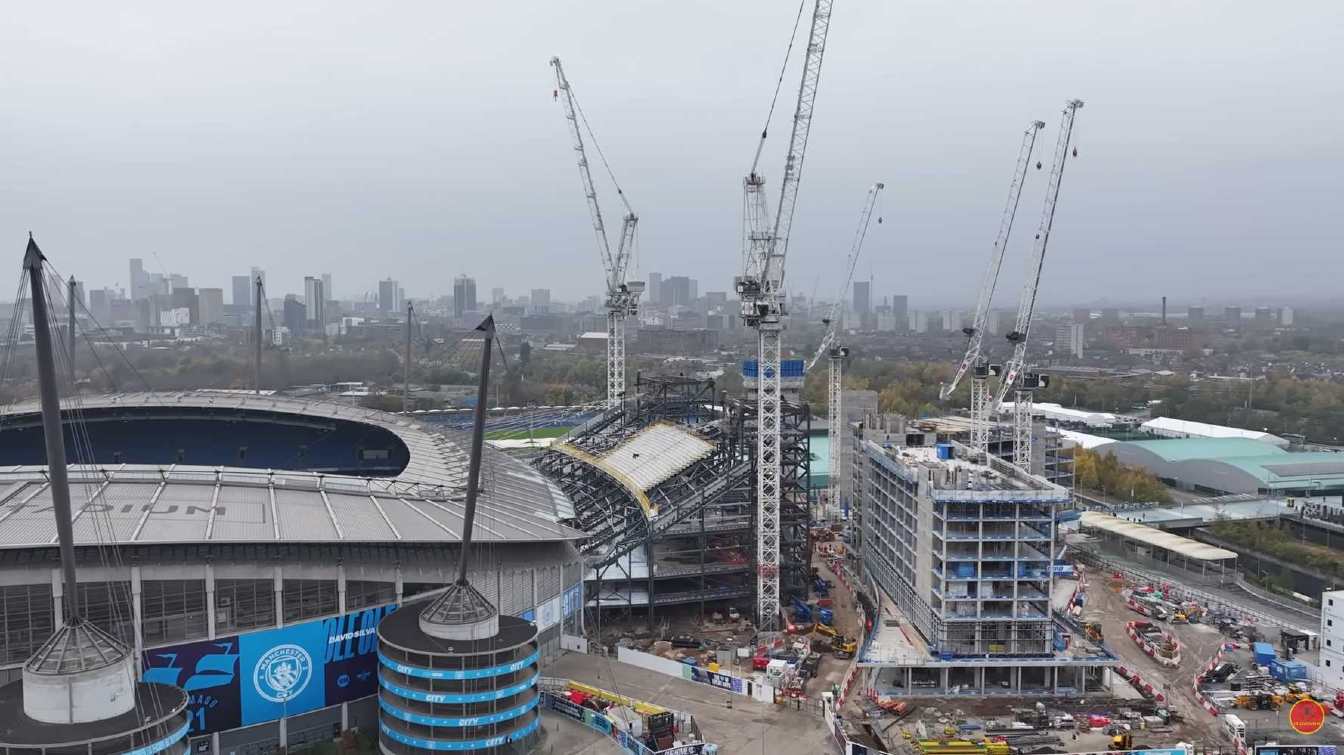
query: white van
1222 713 1246 742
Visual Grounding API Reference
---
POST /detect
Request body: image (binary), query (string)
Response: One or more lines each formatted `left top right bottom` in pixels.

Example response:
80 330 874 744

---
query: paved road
545 652 834 755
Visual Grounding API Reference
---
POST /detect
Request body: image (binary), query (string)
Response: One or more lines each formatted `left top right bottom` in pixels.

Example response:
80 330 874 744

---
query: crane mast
550 56 643 409
992 99 1084 468
736 0 834 633
807 182 882 521
940 121 1045 455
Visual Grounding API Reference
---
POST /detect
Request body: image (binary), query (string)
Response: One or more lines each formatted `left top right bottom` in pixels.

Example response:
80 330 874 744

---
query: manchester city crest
252 644 313 703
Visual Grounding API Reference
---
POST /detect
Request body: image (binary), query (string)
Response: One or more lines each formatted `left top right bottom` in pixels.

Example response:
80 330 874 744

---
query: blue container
954 563 976 578
935 443 954 460
1253 642 1275 665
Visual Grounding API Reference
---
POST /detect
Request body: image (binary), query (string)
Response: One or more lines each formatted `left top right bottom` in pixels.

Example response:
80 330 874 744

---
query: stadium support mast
991 99 1084 468
807 182 883 520
404 302 413 413
456 315 495 583
24 237 79 619
550 57 643 410
254 274 263 395
939 121 1045 456
66 276 78 384
736 0 834 631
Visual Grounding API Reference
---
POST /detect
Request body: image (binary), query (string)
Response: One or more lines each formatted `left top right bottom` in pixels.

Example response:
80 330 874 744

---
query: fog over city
2 0 1341 306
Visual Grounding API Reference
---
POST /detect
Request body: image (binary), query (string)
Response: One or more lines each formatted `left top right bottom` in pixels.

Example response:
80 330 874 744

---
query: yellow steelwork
565 680 667 715
552 442 657 518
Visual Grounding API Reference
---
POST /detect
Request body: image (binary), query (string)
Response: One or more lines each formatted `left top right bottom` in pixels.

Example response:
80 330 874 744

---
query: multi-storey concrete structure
1321 589 1344 691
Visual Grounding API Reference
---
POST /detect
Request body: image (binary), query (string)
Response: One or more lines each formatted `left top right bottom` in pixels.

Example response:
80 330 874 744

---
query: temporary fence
1111 663 1167 704
1125 621 1181 668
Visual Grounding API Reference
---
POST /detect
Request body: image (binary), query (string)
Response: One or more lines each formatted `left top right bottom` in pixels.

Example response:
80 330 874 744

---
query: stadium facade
0 393 584 754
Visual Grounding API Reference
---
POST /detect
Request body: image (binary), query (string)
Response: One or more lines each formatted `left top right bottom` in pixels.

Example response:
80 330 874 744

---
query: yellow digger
1108 733 1133 751
1084 622 1103 642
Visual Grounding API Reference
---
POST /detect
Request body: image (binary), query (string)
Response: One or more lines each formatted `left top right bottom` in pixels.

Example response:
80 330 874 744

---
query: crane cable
748 0 810 177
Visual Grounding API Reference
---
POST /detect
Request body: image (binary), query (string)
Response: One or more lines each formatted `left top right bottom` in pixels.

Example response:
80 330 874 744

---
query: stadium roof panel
0 392 583 548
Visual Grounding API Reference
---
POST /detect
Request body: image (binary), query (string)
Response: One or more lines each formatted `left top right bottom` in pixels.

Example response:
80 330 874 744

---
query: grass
484 426 572 440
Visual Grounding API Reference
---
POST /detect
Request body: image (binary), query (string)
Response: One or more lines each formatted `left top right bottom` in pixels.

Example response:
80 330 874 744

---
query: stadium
0 391 586 754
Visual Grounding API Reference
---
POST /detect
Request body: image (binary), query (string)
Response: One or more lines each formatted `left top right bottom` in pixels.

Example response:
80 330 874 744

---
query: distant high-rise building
941 310 959 332
912 311 929 334
530 288 551 312
853 280 871 315
129 258 146 299
1101 308 1120 323
378 279 398 312
491 287 505 305
170 287 199 324
705 291 728 307
453 275 477 318
88 289 112 324
198 288 224 326
891 295 908 332
1055 322 1085 359
662 276 693 307
169 274 189 292
283 295 306 336
1280 307 1295 326
1253 306 1275 328
232 275 252 307
322 273 333 302
984 310 1002 336
1224 306 1242 323
1187 306 1205 324
304 276 326 328
1072 308 1090 323
689 278 698 303
648 273 663 305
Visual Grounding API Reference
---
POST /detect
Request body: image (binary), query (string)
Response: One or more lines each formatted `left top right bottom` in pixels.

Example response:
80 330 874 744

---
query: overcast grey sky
2 1 1341 309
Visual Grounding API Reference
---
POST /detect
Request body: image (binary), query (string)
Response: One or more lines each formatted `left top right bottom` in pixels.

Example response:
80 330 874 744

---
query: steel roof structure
0 392 582 548
1079 511 1237 562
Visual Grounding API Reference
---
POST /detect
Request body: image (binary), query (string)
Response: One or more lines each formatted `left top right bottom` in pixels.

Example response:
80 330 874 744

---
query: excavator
1083 621 1103 642
1108 733 1133 751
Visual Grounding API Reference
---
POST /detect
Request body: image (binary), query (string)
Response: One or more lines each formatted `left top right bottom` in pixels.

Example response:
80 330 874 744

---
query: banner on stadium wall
684 665 745 694
143 604 396 735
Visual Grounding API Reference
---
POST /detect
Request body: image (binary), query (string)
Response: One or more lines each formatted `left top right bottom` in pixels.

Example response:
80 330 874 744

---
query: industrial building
1322 589 1344 692
0 392 584 754
533 374 812 626
1104 437 1344 496
853 439 1114 695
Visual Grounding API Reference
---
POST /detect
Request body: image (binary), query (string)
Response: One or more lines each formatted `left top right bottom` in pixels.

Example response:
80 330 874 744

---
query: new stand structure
0 237 190 754
376 316 542 754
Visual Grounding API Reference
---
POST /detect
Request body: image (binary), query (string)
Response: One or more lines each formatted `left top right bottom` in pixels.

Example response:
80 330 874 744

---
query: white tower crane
939 121 1046 456
551 56 644 410
991 99 1085 469
736 0 834 632
807 182 884 521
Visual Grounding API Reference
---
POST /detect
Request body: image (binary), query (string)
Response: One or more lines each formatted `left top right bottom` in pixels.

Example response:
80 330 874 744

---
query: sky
1 1 1341 309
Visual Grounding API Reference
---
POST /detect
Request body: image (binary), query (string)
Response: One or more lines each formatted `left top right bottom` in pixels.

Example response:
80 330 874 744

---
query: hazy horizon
3 1 1340 307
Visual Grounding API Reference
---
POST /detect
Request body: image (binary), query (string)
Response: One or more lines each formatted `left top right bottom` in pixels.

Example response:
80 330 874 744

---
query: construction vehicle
1107 733 1133 751
813 622 838 639
1171 611 1188 624
736 0 835 631
1083 622 1103 642
833 635 857 659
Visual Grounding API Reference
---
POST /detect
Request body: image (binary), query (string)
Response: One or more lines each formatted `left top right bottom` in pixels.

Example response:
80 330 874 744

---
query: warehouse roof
1121 437 1285 463
1140 417 1288 448
1109 438 1344 492
1079 511 1237 562
0 392 582 548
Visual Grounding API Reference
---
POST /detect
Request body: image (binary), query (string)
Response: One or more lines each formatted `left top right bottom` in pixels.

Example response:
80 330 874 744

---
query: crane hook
1072 147 1078 158
1036 161 1042 170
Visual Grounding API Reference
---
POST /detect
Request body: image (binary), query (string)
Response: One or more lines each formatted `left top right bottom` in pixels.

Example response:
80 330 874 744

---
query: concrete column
338 563 347 614
1078 667 1086 694
205 563 216 640
131 566 144 661
278 714 287 748
395 565 403 602
1014 666 1022 692
940 667 949 693
341 701 349 731
51 567 64 626
211 732 220 754
978 667 985 694
274 566 284 628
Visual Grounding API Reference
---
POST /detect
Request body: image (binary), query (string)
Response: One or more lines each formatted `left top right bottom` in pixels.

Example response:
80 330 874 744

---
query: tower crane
550 56 644 410
735 0 834 632
807 182 884 521
940 121 1046 456
991 99 1085 469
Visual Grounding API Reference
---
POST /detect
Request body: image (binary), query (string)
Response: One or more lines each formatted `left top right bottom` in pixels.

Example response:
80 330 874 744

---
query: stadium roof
1140 416 1288 448
0 392 583 548
1079 511 1237 562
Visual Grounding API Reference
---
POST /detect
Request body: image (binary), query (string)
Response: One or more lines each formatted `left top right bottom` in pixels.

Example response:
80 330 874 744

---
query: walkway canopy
1079 511 1237 583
